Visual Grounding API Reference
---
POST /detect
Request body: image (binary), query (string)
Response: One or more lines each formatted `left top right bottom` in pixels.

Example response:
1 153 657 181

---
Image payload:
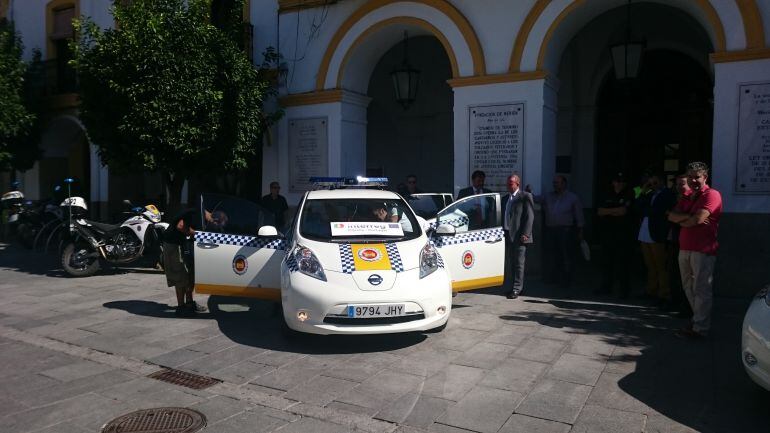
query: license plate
347 304 405 318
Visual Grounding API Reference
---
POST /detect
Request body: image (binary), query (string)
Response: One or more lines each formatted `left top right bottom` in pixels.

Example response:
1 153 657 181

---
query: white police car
742 285 770 391
193 178 505 335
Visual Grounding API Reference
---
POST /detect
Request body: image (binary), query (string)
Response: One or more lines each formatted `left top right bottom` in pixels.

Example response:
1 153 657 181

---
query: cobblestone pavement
1 242 768 433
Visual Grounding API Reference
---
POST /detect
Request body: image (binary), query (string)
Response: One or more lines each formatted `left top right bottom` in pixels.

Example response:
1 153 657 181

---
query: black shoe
187 301 207 313
506 292 519 299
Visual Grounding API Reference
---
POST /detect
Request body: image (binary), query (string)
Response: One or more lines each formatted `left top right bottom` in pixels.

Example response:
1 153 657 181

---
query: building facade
4 0 770 294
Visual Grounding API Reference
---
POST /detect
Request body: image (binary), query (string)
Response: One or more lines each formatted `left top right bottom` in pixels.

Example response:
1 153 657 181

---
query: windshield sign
331 222 405 237
300 198 421 242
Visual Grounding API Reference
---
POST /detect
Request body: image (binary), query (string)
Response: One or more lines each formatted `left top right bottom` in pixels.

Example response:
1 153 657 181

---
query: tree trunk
165 172 186 217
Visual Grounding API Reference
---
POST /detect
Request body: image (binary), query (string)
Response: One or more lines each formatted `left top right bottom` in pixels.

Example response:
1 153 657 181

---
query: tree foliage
0 20 40 172
71 0 279 204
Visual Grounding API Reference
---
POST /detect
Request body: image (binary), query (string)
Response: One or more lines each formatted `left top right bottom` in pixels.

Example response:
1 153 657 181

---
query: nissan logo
368 274 383 286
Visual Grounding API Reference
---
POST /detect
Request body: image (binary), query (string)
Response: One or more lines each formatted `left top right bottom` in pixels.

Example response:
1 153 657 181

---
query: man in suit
457 170 492 200
501 173 534 299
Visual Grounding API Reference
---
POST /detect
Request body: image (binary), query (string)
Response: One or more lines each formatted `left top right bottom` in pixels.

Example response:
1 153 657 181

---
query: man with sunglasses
261 181 289 230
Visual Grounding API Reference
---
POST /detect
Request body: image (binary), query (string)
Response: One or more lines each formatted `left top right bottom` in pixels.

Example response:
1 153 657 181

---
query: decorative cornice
279 0 337 14
279 88 371 107
710 48 770 63
447 71 548 88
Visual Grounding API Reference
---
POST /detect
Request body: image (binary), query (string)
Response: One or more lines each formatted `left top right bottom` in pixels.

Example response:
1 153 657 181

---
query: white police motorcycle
60 193 169 277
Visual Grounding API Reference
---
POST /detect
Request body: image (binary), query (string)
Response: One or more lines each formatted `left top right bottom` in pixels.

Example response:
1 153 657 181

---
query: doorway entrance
595 49 713 195
366 35 454 194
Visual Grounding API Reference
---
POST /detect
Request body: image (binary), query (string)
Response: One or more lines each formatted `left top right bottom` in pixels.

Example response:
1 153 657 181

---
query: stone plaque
469 103 525 191
736 82 770 194
289 117 328 193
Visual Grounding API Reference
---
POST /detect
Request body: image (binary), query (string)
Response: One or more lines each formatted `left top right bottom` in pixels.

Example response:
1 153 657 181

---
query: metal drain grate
147 368 221 390
102 407 206 433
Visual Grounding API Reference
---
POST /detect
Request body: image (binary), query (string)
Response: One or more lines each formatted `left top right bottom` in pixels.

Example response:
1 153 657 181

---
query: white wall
712 58 770 214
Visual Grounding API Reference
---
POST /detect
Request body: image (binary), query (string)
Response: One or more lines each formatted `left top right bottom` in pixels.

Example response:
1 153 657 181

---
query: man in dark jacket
501 173 534 299
636 172 677 304
457 170 492 200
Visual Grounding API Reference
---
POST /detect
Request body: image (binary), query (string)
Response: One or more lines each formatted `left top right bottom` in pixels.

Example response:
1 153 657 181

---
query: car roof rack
310 176 389 190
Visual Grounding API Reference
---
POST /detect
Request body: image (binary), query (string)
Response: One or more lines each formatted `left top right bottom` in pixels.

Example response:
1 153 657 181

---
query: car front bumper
281 267 452 335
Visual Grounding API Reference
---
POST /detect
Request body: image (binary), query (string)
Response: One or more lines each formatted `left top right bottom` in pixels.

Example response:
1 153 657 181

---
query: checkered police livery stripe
385 242 404 272
339 243 355 274
285 252 299 272
432 227 504 247
339 243 404 273
195 231 286 250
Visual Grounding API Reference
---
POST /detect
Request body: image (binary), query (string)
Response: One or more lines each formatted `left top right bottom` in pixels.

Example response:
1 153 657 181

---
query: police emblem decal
462 250 474 269
358 248 382 262
233 255 248 275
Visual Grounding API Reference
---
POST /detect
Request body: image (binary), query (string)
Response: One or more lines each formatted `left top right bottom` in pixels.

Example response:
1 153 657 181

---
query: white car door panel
193 193 285 301
194 231 285 300
433 194 505 292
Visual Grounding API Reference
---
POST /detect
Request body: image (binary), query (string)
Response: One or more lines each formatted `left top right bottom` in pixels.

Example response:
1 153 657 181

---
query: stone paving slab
436 386 523 433
2 244 769 433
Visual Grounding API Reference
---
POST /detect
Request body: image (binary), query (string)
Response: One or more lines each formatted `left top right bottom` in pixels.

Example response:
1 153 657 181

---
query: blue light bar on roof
310 176 389 189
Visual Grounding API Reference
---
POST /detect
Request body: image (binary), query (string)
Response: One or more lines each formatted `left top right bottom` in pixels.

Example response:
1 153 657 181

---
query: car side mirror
435 223 456 236
258 225 279 237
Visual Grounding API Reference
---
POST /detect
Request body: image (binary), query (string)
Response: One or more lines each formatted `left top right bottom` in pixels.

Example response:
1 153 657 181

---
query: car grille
323 313 426 325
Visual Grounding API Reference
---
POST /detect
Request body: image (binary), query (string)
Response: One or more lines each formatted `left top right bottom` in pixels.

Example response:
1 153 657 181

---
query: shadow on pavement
104 295 426 355
499 289 770 433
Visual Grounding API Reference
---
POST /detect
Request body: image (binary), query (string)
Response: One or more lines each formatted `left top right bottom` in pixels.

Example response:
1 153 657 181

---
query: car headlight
419 243 439 279
294 245 326 281
757 286 770 307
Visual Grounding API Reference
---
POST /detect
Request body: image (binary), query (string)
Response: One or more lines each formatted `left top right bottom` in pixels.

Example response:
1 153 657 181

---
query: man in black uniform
596 172 636 297
261 181 289 230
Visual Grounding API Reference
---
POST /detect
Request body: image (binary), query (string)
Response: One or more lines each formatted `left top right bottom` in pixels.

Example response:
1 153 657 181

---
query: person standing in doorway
669 174 693 316
261 181 289 231
457 170 492 200
398 174 422 197
502 174 534 299
596 173 635 297
529 175 584 287
636 172 677 305
668 162 722 339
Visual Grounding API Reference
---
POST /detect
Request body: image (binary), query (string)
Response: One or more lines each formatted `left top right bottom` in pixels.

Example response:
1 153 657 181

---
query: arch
335 16 459 88
315 0 485 91
507 0 761 73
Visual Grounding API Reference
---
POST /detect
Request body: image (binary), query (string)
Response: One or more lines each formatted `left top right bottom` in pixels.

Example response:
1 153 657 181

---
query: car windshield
299 198 422 242
406 194 451 219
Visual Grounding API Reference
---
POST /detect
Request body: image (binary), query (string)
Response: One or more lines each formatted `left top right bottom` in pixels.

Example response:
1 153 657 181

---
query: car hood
297 236 426 274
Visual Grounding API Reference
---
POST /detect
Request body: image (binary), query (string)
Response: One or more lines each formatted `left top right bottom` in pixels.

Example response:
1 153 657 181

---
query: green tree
71 0 280 208
0 19 40 173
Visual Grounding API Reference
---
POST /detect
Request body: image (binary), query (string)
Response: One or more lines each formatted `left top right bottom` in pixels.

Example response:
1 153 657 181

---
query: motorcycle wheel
61 242 101 277
156 244 165 271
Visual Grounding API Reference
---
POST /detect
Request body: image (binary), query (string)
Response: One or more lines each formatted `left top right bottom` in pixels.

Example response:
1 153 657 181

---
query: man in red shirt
668 162 722 338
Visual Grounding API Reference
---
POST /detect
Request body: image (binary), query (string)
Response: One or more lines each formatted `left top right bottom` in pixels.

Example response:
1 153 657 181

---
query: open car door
194 193 285 301
432 193 505 292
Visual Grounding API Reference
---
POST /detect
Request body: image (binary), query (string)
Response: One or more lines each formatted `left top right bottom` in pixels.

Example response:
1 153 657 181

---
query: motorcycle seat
85 220 122 234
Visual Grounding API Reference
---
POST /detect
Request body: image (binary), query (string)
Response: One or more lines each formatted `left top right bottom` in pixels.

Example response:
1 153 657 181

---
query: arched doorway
554 2 714 208
595 49 712 195
366 35 453 193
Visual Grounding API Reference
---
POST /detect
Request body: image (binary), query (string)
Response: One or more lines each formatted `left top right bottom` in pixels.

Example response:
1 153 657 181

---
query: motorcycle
1 181 25 241
60 195 169 277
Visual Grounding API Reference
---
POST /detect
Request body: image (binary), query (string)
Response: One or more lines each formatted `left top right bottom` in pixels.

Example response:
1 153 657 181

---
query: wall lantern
390 31 420 109
610 0 645 80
